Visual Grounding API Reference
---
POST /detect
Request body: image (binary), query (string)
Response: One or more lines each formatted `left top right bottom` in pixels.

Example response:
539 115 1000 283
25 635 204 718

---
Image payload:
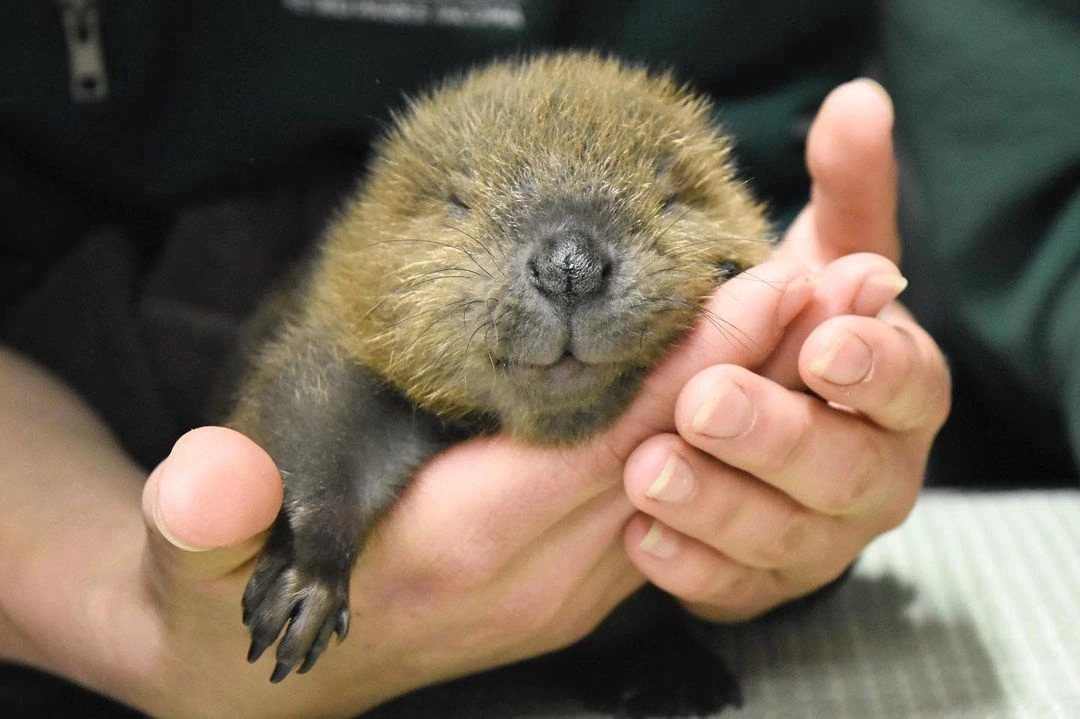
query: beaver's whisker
444 224 507 278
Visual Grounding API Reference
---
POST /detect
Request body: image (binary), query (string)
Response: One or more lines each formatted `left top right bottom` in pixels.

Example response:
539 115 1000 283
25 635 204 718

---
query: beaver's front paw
242 546 351 683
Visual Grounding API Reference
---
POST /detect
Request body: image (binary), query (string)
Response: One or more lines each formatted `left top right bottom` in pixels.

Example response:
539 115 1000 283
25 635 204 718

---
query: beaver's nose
527 227 610 304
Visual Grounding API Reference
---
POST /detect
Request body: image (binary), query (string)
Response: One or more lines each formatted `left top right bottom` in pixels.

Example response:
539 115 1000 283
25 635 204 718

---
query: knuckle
703 566 759 610
879 496 915 532
677 570 722 604
678 561 756 607
925 350 954 429
751 506 808 568
759 408 813 478
817 435 882 515
700 495 743 548
546 606 604 650
885 324 953 433
877 464 922 530
881 333 917 406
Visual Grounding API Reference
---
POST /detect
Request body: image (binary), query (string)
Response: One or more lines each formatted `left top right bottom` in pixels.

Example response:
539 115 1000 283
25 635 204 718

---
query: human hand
128 254 819 717
133 259 834 718
617 79 952 621
0 234 900 718
129 84 935 714
126 425 638 718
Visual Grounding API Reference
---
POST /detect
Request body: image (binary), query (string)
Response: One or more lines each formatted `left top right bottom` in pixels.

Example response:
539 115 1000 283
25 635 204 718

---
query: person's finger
376 436 621 577
801 310 952 435
622 513 782 622
672 364 900 519
369 438 638 596
142 426 283 583
757 252 908 388
623 434 841 571
621 430 869 621
780 78 899 266
476 483 644 651
617 258 817 444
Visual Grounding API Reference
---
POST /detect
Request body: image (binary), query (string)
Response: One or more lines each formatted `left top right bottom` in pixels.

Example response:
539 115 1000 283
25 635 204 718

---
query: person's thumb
142 426 282 583
783 78 900 265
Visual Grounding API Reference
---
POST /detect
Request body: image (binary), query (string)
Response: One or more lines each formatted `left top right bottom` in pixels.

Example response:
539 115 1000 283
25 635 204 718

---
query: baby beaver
227 51 772 714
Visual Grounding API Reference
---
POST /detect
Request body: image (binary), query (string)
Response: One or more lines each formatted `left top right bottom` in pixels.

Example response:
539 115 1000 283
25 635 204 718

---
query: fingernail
866 273 909 293
777 274 819 327
152 496 205 553
853 273 908 317
640 520 680 560
692 380 755 438
646 454 696 503
810 329 872 385
149 450 211 553
852 77 894 119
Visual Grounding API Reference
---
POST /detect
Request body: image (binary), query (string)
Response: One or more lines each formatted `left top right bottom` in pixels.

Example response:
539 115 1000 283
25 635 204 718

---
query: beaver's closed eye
658 194 679 213
445 193 473 220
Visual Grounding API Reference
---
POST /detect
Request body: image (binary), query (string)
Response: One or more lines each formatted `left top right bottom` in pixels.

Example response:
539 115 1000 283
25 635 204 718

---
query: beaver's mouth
501 353 613 391
490 351 644 442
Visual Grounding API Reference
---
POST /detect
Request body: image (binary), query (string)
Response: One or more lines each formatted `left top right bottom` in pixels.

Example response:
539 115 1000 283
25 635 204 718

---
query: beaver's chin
489 355 643 444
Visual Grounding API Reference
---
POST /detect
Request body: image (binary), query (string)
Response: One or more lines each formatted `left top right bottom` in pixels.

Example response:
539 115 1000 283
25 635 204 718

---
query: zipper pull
56 0 109 103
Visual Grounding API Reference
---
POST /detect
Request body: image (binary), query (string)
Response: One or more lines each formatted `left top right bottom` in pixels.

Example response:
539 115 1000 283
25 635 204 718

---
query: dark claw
299 614 340 674
247 635 273 664
241 549 351 682
336 606 350 640
270 660 293 684
297 640 325 674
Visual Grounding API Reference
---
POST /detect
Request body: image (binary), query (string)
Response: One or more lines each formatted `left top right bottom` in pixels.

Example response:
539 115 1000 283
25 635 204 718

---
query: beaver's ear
653 152 708 215
653 154 680 214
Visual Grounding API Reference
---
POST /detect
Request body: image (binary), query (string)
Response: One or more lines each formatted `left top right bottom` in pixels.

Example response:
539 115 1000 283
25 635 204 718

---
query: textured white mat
721 489 1080 719
363 489 1080 718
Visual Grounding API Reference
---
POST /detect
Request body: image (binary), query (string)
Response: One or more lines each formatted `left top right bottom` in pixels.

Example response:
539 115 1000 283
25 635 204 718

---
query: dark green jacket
884 0 1080 482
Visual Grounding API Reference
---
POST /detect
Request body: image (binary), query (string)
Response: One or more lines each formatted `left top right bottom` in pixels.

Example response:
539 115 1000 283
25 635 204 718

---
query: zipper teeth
57 0 109 103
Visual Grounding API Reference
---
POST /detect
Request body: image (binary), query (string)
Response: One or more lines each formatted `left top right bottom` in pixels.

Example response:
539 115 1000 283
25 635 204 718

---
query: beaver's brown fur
228 52 770 705
234 52 770 446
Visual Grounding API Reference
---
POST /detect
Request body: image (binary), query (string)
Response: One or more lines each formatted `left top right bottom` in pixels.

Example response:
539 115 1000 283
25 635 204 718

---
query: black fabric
2 171 350 468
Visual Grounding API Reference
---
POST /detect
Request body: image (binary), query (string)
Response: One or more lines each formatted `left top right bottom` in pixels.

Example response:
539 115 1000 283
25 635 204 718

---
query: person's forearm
0 347 148 683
